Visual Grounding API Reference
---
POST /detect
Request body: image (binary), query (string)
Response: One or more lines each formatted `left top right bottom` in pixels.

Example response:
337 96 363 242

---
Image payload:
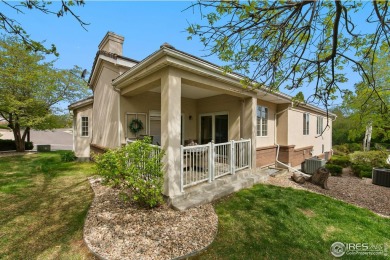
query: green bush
0 139 34 151
351 164 373 178
60 151 76 162
332 143 361 155
328 155 351 167
349 150 389 178
325 164 343 176
95 137 165 208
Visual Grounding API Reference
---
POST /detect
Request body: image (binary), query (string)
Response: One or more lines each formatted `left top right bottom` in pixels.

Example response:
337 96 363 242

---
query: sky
2 1 374 108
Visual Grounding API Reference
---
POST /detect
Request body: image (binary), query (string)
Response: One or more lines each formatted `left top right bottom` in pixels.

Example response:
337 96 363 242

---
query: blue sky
3 1 372 108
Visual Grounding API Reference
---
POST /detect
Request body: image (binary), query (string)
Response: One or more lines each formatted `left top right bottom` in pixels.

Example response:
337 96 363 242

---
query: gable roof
88 50 139 85
68 96 94 110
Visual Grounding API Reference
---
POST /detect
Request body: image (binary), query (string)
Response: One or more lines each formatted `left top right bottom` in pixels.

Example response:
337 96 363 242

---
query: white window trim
303 113 310 135
316 116 324 135
80 116 89 137
257 105 268 137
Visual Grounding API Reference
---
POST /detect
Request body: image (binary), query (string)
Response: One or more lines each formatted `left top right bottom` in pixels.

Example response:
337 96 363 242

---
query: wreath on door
129 118 144 135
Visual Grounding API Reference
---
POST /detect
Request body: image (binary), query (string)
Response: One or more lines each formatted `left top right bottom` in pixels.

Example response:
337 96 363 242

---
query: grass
0 124 9 130
0 152 95 259
194 184 390 260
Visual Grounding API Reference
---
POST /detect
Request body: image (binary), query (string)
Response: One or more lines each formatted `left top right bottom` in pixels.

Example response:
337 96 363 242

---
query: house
69 32 335 199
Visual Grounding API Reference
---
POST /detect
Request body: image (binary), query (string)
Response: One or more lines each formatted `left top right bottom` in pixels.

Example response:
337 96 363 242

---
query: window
257 106 268 136
316 116 323 135
303 113 309 135
81 116 89 137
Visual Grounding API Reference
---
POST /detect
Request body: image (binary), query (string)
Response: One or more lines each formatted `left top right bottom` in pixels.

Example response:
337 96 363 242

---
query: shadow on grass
0 152 95 259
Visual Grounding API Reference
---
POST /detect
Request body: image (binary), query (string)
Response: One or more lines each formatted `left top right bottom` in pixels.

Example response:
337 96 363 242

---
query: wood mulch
83 178 218 260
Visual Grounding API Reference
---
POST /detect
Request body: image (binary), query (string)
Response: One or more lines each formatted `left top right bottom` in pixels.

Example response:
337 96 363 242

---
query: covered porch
115 67 258 198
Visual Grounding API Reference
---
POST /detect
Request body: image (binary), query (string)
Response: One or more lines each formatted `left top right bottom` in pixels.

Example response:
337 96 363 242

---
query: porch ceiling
150 84 221 99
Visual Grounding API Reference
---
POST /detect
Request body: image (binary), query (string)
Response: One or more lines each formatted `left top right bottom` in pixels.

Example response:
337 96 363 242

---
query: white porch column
161 68 182 198
242 97 257 169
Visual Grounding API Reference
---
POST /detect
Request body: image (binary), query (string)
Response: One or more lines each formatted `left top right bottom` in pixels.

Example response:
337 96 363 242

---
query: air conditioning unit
304 157 326 175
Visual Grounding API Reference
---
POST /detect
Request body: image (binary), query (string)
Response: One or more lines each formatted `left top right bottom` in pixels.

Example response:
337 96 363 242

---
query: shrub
325 164 343 176
60 151 76 162
332 143 361 155
351 164 373 178
349 150 389 178
328 155 351 167
95 137 165 208
0 139 34 151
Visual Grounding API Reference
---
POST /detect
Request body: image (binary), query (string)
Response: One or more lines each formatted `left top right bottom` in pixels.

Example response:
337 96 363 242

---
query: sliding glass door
200 113 228 144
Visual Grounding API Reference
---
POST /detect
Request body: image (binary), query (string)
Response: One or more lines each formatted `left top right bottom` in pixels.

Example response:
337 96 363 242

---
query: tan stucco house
69 32 335 198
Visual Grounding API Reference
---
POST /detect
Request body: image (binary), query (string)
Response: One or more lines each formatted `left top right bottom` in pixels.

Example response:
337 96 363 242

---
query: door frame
198 111 229 144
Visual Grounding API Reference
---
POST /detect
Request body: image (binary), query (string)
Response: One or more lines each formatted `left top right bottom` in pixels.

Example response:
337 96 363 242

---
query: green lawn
1 153 389 259
0 152 95 259
194 184 390 260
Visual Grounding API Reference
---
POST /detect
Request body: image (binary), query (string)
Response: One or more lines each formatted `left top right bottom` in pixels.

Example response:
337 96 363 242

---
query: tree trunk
363 122 372 151
8 113 29 152
12 125 25 152
311 167 330 189
292 171 311 184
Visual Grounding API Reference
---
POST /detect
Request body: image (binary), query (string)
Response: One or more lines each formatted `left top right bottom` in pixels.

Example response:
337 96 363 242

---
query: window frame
316 116 323 135
81 116 89 137
256 105 268 137
303 113 310 135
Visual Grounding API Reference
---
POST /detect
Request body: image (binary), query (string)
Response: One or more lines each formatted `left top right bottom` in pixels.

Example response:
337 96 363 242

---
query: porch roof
112 44 336 117
112 45 292 103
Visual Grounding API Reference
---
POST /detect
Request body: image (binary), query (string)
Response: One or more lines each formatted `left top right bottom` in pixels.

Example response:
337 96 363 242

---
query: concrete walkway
171 167 287 211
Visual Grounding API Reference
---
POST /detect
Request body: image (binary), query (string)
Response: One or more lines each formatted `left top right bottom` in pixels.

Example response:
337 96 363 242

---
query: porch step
171 167 281 211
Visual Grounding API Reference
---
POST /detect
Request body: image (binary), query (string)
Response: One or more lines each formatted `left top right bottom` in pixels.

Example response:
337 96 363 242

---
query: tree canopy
0 0 88 56
187 1 390 113
343 47 390 143
0 37 90 151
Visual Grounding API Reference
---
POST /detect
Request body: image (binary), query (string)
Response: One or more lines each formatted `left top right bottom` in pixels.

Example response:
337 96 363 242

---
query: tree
186 1 390 117
0 37 90 152
0 0 88 56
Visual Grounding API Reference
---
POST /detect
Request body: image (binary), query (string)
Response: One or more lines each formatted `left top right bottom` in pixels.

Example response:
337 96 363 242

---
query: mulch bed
84 178 218 260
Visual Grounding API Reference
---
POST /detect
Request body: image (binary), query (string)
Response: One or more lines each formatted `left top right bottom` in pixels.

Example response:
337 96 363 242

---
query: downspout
274 105 304 174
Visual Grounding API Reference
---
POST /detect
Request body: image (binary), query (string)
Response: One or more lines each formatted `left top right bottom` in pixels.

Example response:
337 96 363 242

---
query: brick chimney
98 32 124 55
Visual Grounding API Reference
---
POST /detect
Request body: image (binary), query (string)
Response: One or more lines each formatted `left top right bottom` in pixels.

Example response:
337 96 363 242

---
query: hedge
0 139 34 151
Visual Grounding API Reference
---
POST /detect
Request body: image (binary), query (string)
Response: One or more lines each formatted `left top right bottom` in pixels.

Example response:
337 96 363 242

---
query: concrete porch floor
171 167 288 211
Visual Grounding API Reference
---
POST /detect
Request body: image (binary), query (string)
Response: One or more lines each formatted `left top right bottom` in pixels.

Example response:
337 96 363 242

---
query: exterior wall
91 62 121 148
256 99 277 147
120 91 198 144
197 94 241 141
278 145 313 167
73 104 92 158
276 104 289 145
256 145 277 167
287 108 332 155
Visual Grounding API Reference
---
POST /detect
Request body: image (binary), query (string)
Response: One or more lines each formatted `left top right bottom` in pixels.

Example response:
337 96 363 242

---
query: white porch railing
180 139 251 192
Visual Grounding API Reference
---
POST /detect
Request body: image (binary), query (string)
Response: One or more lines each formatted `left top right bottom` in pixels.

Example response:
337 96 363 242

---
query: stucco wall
120 91 198 144
91 62 121 148
197 94 241 141
287 108 332 156
73 104 92 158
256 99 277 147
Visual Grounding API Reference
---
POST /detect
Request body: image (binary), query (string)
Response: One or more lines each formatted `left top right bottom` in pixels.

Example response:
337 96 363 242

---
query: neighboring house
69 32 335 198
